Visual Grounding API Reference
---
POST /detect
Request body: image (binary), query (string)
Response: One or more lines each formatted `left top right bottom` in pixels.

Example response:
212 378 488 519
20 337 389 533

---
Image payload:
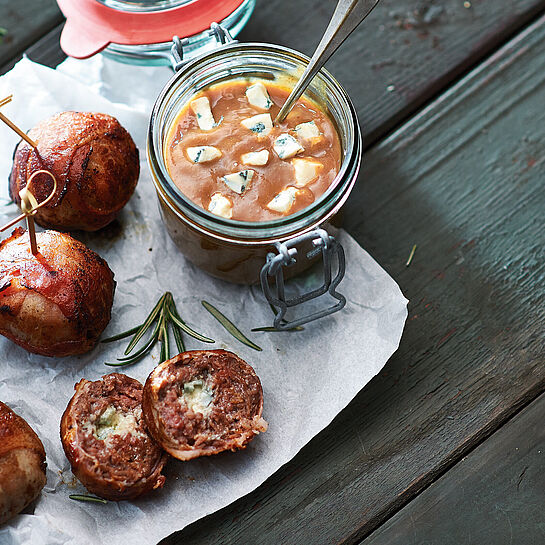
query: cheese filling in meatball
83 406 146 444
180 380 214 416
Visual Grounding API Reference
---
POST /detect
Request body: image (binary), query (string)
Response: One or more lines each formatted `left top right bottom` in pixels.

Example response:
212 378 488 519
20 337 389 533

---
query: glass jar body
148 43 362 285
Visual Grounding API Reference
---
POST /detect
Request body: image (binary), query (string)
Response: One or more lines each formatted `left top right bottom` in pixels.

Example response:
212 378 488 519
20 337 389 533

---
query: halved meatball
61 373 167 501
0 401 47 524
0 227 115 356
143 350 267 461
9 111 139 232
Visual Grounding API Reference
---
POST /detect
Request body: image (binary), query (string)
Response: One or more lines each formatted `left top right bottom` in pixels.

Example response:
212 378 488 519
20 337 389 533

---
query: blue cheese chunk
273 134 304 160
241 150 269 166
190 96 216 131
240 113 273 137
208 193 233 219
181 379 214 416
87 406 145 444
245 82 273 110
294 121 322 143
292 158 323 186
267 186 300 214
186 145 222 163
222 170 255 194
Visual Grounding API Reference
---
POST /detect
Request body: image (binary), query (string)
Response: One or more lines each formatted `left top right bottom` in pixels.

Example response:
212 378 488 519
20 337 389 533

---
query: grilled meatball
0 227 115 356
61 373 167 501
143 350 267 461
0 401 47 524
9 111 139 231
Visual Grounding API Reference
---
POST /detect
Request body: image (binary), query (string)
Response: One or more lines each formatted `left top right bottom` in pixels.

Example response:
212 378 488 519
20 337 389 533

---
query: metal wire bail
260 228 347 330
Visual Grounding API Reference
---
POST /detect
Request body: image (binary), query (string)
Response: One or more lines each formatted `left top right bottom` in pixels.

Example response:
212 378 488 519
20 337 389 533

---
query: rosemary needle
201 300 262 352
168 310 214 343
167 296 185 352
124 294 166 355
251 326 305 332
69 494 108 504
405 244 417 267
101 324 141 343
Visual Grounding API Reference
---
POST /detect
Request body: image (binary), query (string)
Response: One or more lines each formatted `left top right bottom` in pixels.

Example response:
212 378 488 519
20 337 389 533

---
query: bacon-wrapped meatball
61 373 167 501
0 401 47 524
0 227 115 356
143 350 267 461
9 111 139 231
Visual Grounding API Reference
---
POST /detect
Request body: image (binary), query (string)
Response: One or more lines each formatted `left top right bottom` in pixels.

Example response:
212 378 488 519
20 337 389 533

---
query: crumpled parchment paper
0 57 407 545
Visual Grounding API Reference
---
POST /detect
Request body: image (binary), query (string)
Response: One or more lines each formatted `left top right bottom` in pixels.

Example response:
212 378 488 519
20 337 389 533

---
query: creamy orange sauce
165 80 342 222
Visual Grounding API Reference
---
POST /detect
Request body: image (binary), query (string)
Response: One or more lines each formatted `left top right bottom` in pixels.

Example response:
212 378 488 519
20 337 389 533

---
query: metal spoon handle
274 0 381 124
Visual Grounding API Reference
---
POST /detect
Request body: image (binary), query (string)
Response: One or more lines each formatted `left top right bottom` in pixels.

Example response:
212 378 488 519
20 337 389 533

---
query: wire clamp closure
171 23 236 72
260 229 347 330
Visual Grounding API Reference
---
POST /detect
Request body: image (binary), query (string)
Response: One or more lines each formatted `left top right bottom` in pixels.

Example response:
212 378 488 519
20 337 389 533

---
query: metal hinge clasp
170 23 237 72
260 229 347 330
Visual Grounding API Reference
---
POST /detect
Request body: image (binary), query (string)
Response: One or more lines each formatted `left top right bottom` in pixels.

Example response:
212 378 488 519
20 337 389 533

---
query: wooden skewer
0 170 58 255
19 186 39 255
0 95 37 148
26 215 38 254
0 94 13 108
0 112 37 148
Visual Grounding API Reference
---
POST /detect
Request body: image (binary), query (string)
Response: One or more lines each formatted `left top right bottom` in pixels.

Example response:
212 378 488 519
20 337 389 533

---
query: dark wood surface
240 0 545 146
162 14 545 545
365 393 545 545
0 0 63 72
1 1 544 544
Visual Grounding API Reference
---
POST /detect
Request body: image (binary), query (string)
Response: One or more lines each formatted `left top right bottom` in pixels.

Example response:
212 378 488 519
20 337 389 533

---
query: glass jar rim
148 42 362 243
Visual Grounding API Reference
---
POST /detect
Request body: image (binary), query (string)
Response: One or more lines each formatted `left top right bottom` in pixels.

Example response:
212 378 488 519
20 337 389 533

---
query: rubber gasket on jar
143 350 267 461
61 373 168 501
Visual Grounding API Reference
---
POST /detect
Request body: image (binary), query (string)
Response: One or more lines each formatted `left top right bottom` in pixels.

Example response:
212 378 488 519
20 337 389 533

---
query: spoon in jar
274 0 381 124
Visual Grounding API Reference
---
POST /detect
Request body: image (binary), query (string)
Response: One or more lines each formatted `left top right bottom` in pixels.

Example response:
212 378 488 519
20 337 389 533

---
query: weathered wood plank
0 0 63 69
364 393 545 545
161 14 545 545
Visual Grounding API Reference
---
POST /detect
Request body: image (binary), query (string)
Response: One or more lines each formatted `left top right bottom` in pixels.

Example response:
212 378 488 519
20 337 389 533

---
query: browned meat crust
9 111 139 231
0 401 47 524
0 227 115 356
60 373 167 501
143 350 267 461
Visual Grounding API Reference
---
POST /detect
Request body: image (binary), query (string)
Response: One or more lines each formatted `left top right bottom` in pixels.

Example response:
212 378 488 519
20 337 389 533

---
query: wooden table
1 1 544 543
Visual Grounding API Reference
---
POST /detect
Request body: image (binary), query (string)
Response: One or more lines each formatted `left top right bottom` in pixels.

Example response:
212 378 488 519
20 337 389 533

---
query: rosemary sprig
201 300 262 352
69 494 108 504
104 292 214 367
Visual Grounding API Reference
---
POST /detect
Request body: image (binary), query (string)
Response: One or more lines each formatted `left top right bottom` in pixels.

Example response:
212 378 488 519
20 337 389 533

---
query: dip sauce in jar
164 80 342 222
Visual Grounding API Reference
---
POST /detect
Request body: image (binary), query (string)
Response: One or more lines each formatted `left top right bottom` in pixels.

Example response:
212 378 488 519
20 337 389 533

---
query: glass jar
99 0 256 66
148 42 362 295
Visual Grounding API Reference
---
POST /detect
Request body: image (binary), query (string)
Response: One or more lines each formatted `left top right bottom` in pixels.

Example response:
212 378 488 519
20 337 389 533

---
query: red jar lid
57 0 246 59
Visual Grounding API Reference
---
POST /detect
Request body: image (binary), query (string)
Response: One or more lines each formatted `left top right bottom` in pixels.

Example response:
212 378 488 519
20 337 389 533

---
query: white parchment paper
0 57 407 545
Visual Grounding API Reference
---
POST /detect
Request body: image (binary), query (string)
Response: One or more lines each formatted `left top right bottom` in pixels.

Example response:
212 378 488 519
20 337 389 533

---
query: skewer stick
0 94 12 108
0 170 58 255
19 186 39 255
0 95 37 148
26 215 38 254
